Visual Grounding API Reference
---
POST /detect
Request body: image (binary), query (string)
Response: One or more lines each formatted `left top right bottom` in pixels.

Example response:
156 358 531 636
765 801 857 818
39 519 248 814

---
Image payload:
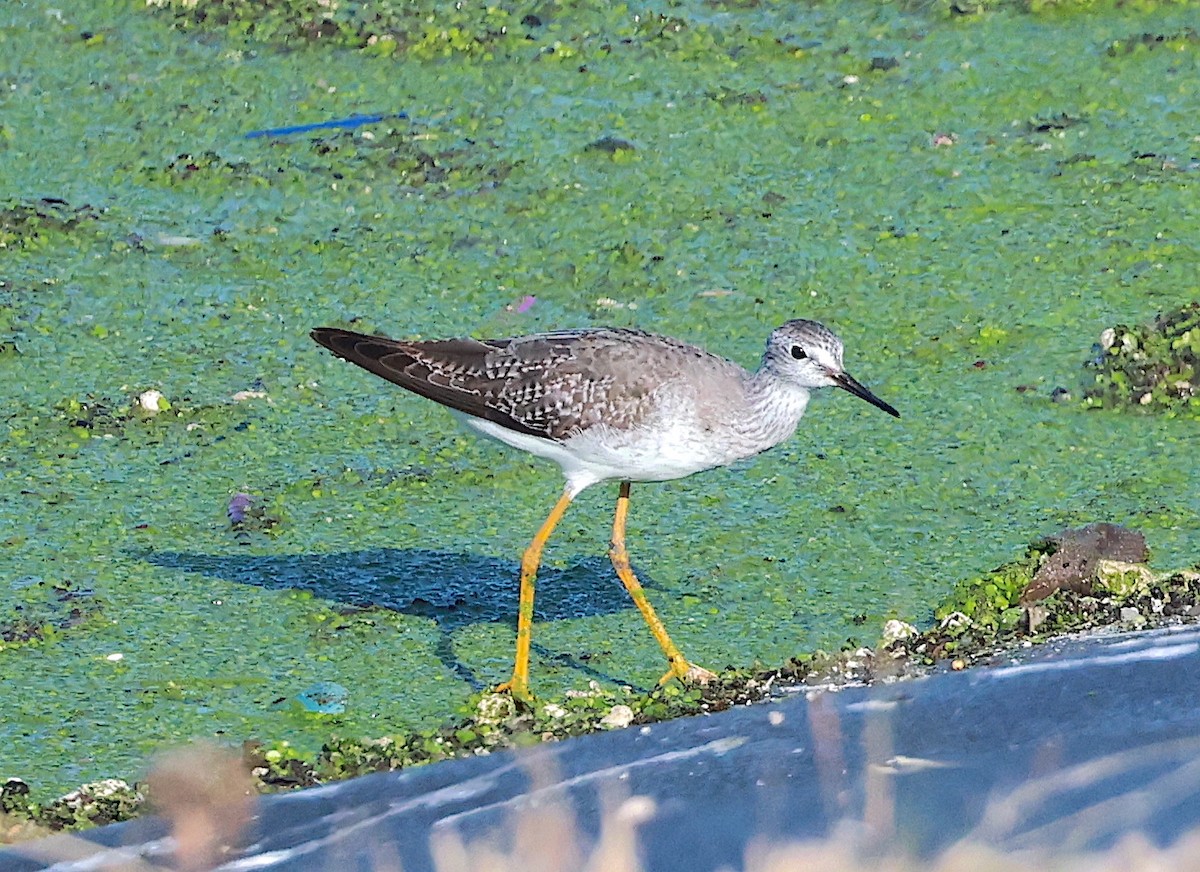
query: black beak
834 371 900 418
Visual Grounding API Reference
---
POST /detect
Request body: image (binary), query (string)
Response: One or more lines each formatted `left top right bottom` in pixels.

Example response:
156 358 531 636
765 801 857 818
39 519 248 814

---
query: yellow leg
609 481 717 687
496 488 574 703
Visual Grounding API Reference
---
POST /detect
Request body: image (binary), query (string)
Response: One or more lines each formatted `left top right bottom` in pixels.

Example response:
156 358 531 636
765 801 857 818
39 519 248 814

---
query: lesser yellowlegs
311 320 899 700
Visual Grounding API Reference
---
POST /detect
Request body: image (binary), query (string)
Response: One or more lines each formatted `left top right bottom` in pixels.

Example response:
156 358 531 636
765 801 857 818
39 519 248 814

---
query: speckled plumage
311 328 720 437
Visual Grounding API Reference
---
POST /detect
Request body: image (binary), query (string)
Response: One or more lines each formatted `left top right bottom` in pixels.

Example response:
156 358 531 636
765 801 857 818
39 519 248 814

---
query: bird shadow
141 547 651 691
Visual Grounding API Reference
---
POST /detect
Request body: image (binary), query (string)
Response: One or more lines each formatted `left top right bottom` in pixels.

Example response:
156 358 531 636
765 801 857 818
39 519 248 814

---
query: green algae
143 0 859 62
0 198 102 251
1082 301 1200 417
146 0 539 57
3 529 1199 834
15 529 1200 838
0 578 103 652
0 0 1199 806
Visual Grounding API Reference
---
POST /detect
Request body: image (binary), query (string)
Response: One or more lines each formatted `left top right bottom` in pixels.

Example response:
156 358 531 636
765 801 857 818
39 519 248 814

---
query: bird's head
764 319 899 417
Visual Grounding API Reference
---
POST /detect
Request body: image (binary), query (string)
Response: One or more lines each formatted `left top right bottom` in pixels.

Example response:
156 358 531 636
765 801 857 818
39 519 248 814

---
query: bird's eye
790 345 807 360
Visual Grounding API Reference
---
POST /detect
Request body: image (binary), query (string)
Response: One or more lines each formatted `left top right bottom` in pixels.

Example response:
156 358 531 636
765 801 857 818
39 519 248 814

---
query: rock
137 389 167 413
938 611 971 631
1095 559 1157 598
1021 523 1149 603
881 619 919 645
0 778 30 815
599 705 635 730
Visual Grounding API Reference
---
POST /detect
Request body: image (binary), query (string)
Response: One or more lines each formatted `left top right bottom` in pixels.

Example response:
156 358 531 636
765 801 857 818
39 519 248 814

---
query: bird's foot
659 661 718 688
494 677 535 706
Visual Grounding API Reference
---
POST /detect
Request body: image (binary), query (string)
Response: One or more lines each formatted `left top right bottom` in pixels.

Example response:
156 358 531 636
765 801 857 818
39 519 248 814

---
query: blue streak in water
245 112 408 139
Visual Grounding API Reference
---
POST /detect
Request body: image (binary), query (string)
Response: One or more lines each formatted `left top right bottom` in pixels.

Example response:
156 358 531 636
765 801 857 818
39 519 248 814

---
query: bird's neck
739 369 812 448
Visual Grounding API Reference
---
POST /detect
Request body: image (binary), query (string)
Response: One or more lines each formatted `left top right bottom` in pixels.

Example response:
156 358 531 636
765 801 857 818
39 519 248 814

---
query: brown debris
1021 523 1149 604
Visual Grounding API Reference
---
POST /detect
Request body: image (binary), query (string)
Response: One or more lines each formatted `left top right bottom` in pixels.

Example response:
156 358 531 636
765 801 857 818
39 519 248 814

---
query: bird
311 320 899 701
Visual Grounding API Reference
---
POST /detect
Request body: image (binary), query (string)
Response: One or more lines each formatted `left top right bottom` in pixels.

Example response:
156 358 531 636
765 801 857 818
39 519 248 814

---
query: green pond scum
5 529 1199 834
1082 301 1200 417
0 0 1198 816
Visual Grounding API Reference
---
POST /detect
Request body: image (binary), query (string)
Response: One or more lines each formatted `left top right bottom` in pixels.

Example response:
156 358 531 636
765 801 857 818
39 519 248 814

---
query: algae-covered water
1 0 1197 796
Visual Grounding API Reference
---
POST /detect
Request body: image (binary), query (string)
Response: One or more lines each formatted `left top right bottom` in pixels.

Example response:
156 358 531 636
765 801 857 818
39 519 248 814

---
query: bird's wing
311 327 666 441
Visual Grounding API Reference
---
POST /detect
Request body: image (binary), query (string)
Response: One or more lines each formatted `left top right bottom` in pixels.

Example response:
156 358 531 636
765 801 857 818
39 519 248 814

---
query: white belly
459 413 746 497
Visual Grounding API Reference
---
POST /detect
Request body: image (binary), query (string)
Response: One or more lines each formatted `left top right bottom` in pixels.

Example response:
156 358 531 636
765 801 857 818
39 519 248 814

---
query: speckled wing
310 327 667 442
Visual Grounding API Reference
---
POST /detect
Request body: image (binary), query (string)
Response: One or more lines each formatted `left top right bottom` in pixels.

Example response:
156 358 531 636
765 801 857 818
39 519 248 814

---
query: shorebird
311 320 899 700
